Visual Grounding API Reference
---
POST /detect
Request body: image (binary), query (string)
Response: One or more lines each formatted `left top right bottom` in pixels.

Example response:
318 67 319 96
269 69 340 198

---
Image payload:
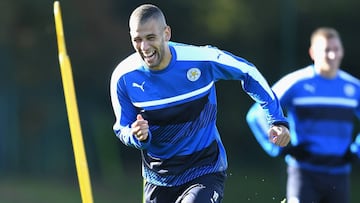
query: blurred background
1 0 360 202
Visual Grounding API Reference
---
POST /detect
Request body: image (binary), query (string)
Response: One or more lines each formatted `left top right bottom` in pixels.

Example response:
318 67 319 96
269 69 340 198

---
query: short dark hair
129 4 167 27
310 27 341 45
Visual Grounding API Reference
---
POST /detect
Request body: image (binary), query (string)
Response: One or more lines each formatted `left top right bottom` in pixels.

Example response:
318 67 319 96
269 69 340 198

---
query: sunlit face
130 18 171 70
309 36 344 78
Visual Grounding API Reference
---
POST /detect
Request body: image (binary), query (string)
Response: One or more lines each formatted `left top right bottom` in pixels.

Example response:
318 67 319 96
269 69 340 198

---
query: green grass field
1 164 359 203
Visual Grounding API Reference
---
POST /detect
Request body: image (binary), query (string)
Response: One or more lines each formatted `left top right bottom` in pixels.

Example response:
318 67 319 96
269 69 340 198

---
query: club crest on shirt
344 83 355 97
187 68 201 82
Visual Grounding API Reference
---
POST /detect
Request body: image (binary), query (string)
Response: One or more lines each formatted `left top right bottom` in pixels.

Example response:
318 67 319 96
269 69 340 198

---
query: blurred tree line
1 0 360 190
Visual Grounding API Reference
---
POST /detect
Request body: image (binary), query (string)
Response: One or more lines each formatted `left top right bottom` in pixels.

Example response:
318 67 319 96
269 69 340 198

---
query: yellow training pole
53 1 94 202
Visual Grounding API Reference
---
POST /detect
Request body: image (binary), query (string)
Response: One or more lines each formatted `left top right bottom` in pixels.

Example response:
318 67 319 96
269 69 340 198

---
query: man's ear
164 26 171 41
308 46 315 61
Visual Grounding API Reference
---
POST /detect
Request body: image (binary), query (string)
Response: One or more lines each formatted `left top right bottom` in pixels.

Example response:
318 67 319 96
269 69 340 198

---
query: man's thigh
145 171 226 203
175 172 226 203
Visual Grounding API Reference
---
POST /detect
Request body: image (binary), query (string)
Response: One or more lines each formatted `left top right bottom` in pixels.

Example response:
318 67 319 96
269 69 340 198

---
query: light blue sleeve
246 103 281 157
351 94 360 158
114 88 152 150
110 65 151 150
208 48 289 127
350 133 360 159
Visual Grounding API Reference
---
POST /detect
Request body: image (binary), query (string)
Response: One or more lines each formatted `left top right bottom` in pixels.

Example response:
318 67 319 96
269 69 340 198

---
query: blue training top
247 65 360 174
110 42 288 186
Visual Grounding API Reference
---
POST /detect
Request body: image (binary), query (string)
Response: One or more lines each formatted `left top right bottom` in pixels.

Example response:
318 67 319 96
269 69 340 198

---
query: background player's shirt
247 65 360 174
110 42 287 186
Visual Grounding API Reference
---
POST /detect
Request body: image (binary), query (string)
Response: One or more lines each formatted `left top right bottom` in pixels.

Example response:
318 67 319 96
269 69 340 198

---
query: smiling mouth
143 51 156 59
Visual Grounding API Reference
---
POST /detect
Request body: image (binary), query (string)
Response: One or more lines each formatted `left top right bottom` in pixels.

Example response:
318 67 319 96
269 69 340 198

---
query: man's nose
141 40 149 51
327 51 336 60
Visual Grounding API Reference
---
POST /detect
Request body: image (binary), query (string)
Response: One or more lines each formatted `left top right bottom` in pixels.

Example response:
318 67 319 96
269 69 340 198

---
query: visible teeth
144 51 155 58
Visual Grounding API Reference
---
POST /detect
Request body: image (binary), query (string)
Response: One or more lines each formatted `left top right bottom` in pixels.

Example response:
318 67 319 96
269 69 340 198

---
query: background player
247 27 360 203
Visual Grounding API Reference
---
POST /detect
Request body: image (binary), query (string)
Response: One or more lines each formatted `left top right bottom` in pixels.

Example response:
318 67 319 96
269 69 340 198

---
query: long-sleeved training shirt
247 65 360 174
110 42 288 186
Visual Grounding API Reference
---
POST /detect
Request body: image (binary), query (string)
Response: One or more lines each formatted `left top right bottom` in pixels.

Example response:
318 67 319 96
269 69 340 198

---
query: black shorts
287 166 350 203
144 171 226 203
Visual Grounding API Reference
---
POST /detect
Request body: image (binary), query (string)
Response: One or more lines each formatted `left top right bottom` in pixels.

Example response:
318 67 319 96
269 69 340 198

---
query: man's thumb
137 114 144 120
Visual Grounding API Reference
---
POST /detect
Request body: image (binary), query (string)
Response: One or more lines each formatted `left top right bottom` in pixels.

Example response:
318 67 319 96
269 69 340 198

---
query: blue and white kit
247 65 360 174
110 42 288 187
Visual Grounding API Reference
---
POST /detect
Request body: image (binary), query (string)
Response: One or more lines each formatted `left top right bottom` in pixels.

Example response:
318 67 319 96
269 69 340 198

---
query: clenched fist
131 114 149 141
268 125 290 147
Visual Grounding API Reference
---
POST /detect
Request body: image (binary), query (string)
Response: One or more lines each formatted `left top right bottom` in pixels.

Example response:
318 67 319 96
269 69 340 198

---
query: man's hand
131 114 149 141
268 125 290 147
